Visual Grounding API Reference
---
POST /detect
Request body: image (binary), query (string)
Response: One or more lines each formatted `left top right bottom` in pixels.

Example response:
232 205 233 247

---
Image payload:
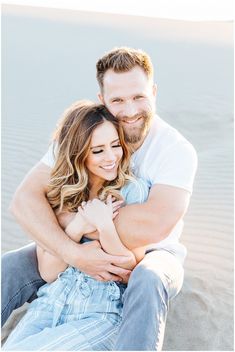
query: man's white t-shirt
41 115 198 264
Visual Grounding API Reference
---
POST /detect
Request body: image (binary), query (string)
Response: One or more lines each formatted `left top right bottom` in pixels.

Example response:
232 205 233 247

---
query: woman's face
85 120 123 187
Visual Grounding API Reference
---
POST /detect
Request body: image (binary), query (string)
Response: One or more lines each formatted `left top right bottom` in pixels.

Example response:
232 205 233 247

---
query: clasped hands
65 195 123 241
62 196 132 283
78 195 122 232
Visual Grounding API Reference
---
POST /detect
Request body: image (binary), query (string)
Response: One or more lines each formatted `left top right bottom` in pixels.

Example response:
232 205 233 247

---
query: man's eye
112 99 122 103
92 150 103 154
135 95 144 100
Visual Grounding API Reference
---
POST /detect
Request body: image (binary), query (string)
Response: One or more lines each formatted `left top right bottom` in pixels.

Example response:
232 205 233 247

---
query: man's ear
152 84 157 97
98 93 104 104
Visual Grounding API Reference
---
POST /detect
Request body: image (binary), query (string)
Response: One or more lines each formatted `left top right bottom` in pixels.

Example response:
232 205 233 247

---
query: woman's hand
59 211 96 242
78 195 123 231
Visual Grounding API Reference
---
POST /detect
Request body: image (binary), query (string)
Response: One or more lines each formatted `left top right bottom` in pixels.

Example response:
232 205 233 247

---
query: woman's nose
104 149 116 162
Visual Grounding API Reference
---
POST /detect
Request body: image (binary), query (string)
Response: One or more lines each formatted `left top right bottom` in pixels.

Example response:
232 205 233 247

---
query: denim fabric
1 243 45 327
115 249 184 350
3 268 125 350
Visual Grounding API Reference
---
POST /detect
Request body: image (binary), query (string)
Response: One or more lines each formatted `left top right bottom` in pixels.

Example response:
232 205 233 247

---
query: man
2 47 197 350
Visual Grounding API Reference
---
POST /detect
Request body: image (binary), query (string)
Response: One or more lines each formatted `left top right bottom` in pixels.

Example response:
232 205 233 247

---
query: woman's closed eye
92 149 103 154
112 144 121 148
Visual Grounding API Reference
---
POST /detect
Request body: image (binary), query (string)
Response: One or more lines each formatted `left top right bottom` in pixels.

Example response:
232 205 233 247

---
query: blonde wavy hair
47 100 134 212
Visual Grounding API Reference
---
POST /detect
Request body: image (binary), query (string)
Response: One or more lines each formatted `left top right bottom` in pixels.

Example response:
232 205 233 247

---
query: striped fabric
3 268 125 350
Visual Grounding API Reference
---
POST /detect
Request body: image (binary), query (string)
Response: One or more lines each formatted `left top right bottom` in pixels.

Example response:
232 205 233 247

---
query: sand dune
2 5 233 350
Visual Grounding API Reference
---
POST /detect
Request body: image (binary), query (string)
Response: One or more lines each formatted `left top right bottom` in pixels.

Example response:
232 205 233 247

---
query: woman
3 100 149 351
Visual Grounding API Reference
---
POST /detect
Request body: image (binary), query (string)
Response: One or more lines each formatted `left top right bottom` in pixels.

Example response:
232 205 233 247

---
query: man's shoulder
146 114 193 149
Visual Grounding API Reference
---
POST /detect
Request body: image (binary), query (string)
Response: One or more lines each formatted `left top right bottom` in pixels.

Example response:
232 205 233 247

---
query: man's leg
115 250 184 351
1 243 45 327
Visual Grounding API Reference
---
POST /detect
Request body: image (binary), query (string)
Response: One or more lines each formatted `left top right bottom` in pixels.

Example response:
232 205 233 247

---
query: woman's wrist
98 220 115 236
65 221 83 241
59 236 83 266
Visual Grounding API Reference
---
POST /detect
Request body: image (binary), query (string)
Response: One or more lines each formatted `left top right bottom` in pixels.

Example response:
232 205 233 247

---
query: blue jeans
2 243 184 350
1 243 45 327
3 267 125 351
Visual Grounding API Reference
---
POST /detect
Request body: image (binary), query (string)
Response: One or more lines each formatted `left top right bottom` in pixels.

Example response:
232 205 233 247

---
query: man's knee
128 263 167 298
2 244 38 280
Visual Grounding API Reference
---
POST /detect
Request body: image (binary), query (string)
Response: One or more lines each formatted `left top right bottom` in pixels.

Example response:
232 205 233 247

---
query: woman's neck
88 182 104 200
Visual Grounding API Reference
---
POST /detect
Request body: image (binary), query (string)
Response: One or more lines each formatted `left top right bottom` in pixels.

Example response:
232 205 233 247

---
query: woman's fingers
77 206 85 217
106 194 112 206
112 200 124 212
112 211 119 219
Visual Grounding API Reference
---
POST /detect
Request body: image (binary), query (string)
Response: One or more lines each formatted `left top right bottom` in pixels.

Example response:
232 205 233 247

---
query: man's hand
67 240 131 282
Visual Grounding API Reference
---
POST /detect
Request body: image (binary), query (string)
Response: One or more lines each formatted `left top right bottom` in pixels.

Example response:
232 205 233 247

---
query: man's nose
123 102 138 118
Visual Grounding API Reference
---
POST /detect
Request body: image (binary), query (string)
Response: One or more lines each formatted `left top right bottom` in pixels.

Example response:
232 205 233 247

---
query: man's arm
9 162 132 281
10 162 70 257
114 184 191 249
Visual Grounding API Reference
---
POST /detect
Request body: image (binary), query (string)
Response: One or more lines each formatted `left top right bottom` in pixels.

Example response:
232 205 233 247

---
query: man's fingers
100 272 122 282
94 275 105 282
107 263 131 277
93 273 121 282
108 255 133 266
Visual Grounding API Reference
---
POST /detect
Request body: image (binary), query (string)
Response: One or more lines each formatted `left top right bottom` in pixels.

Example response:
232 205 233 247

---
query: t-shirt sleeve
151 141 198 194
40 143 57 168
120 178 149 205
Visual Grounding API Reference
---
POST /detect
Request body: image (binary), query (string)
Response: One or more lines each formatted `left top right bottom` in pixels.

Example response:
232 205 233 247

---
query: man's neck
129 139 145 153
129 126 151 153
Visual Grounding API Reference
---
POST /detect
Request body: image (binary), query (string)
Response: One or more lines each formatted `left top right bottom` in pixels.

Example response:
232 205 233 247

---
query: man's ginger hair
96 47 154 91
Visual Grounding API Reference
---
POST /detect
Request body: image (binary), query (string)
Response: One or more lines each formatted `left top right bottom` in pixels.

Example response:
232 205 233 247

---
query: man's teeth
102 163 116 170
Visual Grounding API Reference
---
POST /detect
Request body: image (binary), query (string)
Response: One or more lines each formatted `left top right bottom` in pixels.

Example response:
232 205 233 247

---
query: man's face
99 66 157 147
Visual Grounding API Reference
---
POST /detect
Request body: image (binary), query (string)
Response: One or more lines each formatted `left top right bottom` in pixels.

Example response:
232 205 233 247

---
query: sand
1 4 234 350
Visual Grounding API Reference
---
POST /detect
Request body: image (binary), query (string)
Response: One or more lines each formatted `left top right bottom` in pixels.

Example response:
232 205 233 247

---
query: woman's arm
98 221 138 269
36 245 68 283
78 197 141 270
37 211 94 283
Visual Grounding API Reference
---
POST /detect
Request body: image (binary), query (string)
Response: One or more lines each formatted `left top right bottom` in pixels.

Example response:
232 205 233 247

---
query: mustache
117 111 150 122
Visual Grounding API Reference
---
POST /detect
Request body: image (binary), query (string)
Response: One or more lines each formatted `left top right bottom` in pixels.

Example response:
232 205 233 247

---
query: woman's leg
1 243 45 326
3 316 120 351
2 308 54 350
